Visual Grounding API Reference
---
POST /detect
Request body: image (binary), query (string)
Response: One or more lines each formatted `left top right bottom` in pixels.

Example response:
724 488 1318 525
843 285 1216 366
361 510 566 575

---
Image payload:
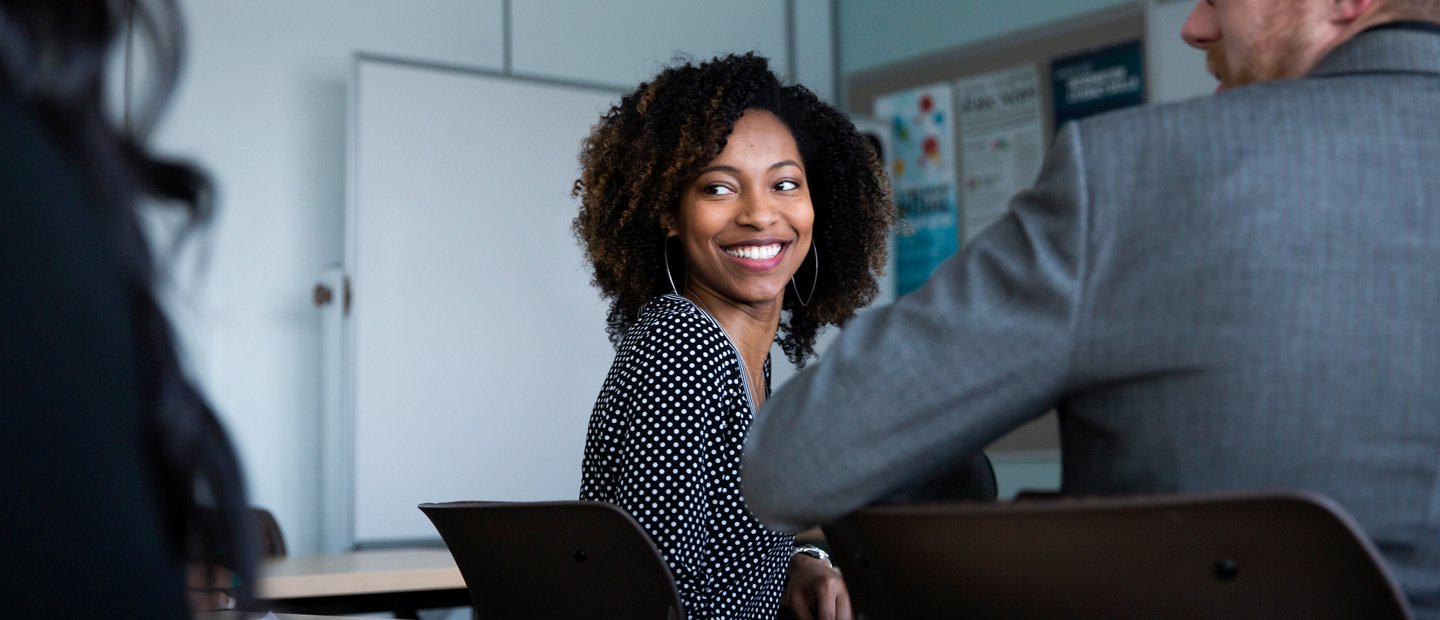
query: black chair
823 491 1412 619
420 500 684 620
251 506 287 558
885 451 997 503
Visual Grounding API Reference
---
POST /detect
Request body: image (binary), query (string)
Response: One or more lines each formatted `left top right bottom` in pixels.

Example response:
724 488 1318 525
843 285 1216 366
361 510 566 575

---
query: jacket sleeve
742 122 1092 531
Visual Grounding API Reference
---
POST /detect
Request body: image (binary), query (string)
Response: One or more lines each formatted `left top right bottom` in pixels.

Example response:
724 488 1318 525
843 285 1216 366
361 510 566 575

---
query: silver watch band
791 543 831 565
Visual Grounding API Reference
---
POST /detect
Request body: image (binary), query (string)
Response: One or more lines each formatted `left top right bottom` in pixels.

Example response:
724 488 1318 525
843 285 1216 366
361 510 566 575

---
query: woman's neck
682 289 780 384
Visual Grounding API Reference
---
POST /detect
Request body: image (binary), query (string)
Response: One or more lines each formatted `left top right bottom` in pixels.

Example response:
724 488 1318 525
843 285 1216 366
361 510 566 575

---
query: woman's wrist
791 543 833 567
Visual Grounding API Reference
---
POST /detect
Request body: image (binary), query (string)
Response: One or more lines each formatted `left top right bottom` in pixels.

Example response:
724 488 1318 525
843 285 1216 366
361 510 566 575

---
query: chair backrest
419 500 684 620
885 451 997 504
251 507 287 558
823 492 1412 620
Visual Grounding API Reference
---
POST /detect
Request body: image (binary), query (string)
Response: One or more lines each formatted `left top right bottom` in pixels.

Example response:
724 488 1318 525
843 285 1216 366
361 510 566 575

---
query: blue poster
1050 40 1145 132
875 84 960 298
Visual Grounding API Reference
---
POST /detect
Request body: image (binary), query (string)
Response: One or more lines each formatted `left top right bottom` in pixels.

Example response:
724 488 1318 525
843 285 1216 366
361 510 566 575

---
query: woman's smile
722 240 790 270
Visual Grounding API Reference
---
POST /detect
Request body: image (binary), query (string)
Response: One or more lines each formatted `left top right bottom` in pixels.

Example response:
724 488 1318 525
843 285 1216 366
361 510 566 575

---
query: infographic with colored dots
875 83 960 297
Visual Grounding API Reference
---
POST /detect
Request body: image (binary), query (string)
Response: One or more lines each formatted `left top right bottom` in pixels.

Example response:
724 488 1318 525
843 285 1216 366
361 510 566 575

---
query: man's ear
1331 0 1383 24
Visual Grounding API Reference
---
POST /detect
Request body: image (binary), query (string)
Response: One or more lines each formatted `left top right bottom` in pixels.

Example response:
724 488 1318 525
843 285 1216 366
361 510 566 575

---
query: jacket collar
1309 21 1440 78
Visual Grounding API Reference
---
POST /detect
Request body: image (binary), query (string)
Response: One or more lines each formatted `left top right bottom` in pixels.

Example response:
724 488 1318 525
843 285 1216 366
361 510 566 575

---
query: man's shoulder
1073 71 1405 142
1074 81 1298 137
1061 73 1406 182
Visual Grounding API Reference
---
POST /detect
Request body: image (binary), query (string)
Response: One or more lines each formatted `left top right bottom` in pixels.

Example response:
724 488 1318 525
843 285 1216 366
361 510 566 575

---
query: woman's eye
775 179 799 191
703 184 734 196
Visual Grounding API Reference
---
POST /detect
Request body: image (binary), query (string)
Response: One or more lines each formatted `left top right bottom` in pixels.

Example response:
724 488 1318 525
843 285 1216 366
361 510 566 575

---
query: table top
259 548 465 599
199 612 357 620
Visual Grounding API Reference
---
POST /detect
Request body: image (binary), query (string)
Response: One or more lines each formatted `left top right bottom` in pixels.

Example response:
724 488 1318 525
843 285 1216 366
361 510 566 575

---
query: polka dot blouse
580 294 794 619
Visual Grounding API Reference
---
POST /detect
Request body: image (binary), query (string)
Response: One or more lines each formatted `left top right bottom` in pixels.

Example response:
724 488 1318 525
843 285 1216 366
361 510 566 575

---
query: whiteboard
346 56 621 543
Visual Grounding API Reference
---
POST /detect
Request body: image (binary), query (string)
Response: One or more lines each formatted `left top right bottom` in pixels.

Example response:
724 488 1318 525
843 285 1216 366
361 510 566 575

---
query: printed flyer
955 64 1046 243
874 83 959 297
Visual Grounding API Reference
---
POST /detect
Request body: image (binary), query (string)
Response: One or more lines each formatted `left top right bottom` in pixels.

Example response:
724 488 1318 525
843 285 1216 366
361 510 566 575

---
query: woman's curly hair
573 52 895 367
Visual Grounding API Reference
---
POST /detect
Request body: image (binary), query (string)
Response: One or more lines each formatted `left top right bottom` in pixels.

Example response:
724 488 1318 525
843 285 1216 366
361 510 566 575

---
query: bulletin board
847 3 1147 454
847 4 1146 140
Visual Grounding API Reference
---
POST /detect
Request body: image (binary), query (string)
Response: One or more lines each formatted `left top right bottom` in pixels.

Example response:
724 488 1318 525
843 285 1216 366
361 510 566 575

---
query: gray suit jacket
744 25 1440 614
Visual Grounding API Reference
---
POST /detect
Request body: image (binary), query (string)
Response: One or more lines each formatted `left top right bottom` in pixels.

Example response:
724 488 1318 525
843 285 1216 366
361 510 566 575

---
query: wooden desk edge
259 550 465 599
262 566 465 599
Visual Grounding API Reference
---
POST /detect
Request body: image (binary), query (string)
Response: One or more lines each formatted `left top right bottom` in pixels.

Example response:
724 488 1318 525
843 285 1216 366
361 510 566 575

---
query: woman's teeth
725 243 782 260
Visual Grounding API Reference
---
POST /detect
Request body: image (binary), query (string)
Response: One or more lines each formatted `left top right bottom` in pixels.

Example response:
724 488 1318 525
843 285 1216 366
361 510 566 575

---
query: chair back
420 500 684 620
823 492 1411 619
251 507 287 558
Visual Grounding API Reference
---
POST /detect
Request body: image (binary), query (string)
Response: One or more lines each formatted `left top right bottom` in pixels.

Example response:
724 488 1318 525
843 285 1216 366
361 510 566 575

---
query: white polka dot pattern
580 294 793 619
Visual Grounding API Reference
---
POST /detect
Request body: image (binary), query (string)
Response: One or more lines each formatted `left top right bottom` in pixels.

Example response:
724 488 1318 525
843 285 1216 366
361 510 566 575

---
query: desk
200 613 358 620
256 549 469 617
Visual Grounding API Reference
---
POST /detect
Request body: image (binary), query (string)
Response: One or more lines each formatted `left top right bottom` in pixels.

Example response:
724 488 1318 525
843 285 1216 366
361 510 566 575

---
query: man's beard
1206 13 1312 88
1207 46 1242 86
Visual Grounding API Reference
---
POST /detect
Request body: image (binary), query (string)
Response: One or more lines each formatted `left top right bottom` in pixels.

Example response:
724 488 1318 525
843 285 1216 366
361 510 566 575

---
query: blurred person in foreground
0 0 254 615
744 0 1440 614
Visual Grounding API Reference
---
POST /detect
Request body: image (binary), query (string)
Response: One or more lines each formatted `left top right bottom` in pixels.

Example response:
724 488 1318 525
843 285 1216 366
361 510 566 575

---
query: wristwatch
791 544 832 566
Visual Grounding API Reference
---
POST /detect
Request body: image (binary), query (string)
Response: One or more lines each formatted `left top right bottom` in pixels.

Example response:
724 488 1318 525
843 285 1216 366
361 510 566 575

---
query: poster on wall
955 64 1046 244
1050 40 1145 132
874 83 959 298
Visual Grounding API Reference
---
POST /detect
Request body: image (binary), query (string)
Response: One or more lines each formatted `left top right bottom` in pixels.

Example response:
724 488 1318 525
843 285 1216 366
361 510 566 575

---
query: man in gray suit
743 0 1440 613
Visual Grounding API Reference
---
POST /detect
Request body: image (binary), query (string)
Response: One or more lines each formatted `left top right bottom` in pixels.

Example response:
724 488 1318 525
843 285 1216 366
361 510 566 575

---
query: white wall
836 0 1133 76
159 0 834 554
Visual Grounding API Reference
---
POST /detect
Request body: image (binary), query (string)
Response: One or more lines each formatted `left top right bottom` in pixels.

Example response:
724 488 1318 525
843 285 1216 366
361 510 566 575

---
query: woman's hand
185 563 236 612
783 552 852 620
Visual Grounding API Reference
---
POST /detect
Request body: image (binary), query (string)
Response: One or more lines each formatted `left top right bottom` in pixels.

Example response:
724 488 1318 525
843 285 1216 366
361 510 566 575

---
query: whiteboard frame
328 54 626 550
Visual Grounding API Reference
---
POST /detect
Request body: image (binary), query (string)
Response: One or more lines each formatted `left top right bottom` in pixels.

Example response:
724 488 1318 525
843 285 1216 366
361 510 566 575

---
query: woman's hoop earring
663 237 680 296
791 242 818 307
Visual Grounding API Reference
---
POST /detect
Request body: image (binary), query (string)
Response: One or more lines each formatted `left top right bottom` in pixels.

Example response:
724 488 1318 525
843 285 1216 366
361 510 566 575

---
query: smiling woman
670 109 816 403
571 53 895 619
573 52 894 369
